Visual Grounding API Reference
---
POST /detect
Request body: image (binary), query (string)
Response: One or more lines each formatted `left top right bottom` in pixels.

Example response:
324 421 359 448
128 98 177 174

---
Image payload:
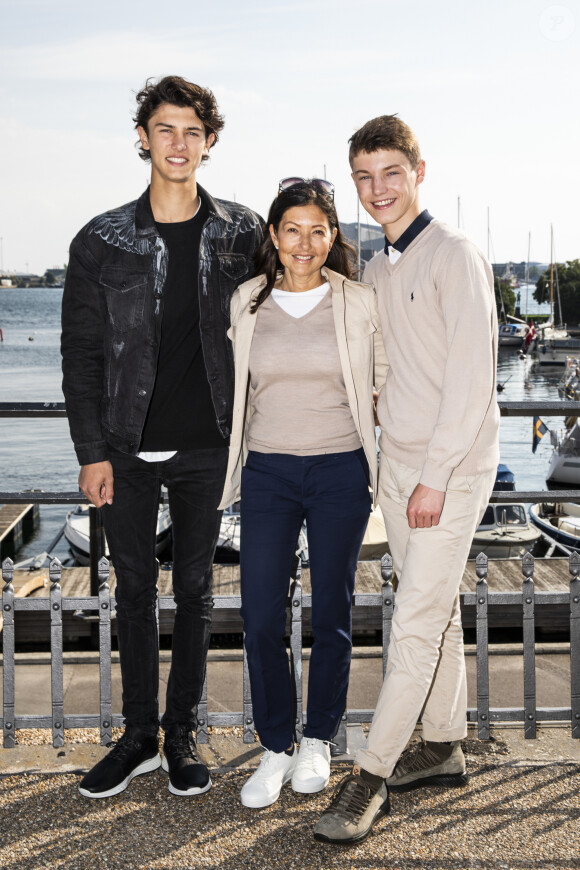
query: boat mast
550 224 554 326
356 195 361 278
487 206 490 261
525 231 531 318
488 207 506 322
553 225 563 328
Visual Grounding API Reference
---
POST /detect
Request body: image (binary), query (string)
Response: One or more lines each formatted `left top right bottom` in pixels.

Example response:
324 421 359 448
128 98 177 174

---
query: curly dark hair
133 75 225 163
251 183 356 313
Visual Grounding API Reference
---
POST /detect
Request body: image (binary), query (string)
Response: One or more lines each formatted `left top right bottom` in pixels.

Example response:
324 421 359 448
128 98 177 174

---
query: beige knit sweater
364 220 500 492
247 292 362 455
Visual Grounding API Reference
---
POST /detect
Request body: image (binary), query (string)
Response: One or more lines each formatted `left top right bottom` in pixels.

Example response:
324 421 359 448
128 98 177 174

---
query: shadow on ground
1 759 579 870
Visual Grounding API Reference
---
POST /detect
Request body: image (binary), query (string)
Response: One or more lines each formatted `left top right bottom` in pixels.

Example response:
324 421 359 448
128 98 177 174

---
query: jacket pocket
100 267 149 332
346 318 377 341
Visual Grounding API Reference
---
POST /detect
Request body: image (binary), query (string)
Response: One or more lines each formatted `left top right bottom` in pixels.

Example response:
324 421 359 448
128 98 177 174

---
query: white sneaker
291 737 331 794
240 746 297 808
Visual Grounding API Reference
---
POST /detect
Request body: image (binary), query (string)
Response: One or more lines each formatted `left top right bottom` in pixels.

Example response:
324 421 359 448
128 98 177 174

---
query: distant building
12 273 44 287
341 222 553 283
492 262 549 282
45 267 67 284
340 221 385 267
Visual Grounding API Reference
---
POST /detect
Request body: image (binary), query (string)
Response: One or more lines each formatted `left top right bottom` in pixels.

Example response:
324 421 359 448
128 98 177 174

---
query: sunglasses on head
278 177 335 198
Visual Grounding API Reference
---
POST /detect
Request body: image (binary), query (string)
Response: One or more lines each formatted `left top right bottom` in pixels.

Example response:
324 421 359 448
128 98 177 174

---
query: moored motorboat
529 328 580 373
469 464 541 559
546 418 580 485
529 502 580 550
215 507 241 563
557 357 580 399
64 503 172 566
469 503 541 559
498 319 529 348
528 226 575 372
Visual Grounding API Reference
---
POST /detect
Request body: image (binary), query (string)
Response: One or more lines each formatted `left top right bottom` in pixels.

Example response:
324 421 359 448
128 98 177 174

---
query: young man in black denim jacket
61 76 263 800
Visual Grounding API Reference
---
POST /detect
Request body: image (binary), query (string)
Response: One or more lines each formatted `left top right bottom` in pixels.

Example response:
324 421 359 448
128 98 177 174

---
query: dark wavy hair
133 76 225 163
251 183 356 313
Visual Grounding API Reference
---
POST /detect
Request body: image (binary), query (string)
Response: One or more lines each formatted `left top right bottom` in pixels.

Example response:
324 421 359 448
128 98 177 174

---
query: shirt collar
384 210 434 259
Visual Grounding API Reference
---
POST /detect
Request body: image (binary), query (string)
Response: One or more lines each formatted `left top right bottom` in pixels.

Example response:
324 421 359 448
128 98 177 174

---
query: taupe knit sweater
247 292 361 455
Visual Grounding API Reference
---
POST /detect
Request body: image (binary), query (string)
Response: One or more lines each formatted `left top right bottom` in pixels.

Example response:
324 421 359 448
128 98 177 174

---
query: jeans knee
115 594 157 622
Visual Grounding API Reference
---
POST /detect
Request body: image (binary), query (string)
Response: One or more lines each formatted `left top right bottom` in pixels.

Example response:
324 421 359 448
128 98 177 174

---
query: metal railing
1 550 580 749
1 400 580 749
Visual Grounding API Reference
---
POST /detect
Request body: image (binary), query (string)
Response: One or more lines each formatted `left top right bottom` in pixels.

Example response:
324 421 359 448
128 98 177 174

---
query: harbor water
0 286 557 565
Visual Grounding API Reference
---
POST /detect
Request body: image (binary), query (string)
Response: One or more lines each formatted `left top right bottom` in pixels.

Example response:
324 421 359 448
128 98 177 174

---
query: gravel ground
1 734 579 870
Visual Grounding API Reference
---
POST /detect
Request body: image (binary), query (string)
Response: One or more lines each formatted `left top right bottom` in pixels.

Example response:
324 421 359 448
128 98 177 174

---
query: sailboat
489 212 530 349
528 225 580 372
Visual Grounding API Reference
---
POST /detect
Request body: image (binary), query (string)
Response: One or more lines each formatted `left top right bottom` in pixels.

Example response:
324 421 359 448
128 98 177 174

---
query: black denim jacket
61 186 264 466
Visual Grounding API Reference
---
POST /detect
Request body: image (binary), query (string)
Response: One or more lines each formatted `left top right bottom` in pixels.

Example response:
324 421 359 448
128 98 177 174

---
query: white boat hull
469 527 541 560
546 420 580 485
529 502 580 550
468 503 541 560
547 452 580 485
64 504 172 566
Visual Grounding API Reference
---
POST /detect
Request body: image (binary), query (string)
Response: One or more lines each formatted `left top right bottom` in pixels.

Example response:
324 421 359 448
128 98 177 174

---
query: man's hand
407 483 445 529
79 461 114 507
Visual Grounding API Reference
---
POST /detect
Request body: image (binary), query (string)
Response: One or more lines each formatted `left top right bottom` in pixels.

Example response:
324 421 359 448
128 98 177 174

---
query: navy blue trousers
240 448 371 753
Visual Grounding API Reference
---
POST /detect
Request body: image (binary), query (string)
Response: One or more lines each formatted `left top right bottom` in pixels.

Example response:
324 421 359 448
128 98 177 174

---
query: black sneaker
78 729 161 799
162 724 212 796
313 766 390 845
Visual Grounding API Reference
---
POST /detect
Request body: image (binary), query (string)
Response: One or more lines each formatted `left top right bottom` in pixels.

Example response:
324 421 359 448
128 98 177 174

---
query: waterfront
0 286 559 565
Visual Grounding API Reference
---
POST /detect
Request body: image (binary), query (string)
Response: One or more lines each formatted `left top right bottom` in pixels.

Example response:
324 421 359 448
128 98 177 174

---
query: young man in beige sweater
315 115 500 845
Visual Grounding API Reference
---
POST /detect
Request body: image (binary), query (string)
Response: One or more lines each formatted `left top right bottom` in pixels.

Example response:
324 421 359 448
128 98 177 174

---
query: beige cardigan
218 266 388 509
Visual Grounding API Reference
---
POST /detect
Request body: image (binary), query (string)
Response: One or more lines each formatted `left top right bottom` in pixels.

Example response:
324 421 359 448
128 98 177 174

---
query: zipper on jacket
153 235 166 316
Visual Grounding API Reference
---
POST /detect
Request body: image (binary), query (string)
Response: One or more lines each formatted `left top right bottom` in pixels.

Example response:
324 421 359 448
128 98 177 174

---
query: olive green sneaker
385 740 468 793
313 766 390 845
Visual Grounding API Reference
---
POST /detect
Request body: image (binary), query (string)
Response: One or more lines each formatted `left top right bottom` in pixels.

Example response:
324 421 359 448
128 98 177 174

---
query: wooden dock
0 504 39 560
4 557 573 645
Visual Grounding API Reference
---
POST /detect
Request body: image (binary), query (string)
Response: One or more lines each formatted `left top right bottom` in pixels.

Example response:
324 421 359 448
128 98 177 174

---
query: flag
532 416 549 453
525 321 536 349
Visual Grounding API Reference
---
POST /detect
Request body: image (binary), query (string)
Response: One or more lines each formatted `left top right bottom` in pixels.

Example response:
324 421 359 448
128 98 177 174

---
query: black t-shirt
140 199 228 451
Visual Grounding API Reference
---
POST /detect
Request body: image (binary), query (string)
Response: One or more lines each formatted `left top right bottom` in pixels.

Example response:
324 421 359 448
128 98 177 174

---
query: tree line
494 259 580 324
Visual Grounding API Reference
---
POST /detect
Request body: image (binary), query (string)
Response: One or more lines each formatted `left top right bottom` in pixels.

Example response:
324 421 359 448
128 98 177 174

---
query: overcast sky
1 0 579 273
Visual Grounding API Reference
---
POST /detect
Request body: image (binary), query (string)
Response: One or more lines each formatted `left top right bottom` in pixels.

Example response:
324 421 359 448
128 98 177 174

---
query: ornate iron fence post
49 557 64 747
475 553 490 739
97 556 113 746
380 553 394 678
290 564 304 744
570 551 580 738
522 552 536 739
88 506 105 596
242 642 254 744
2 558 16 748
196 674 209 745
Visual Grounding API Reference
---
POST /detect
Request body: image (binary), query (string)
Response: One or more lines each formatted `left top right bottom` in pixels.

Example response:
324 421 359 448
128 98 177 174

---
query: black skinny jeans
102 446 228 735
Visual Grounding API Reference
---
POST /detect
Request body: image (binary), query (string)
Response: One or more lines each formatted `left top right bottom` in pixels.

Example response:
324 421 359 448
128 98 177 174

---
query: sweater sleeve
363 262 389 393
419 240 497 491
371 289 389 393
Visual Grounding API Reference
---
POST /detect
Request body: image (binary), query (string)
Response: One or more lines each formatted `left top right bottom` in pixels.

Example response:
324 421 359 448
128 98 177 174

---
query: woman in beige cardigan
219 179 387 809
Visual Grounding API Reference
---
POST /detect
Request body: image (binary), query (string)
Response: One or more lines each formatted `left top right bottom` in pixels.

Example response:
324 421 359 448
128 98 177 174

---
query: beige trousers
356 456 496 778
